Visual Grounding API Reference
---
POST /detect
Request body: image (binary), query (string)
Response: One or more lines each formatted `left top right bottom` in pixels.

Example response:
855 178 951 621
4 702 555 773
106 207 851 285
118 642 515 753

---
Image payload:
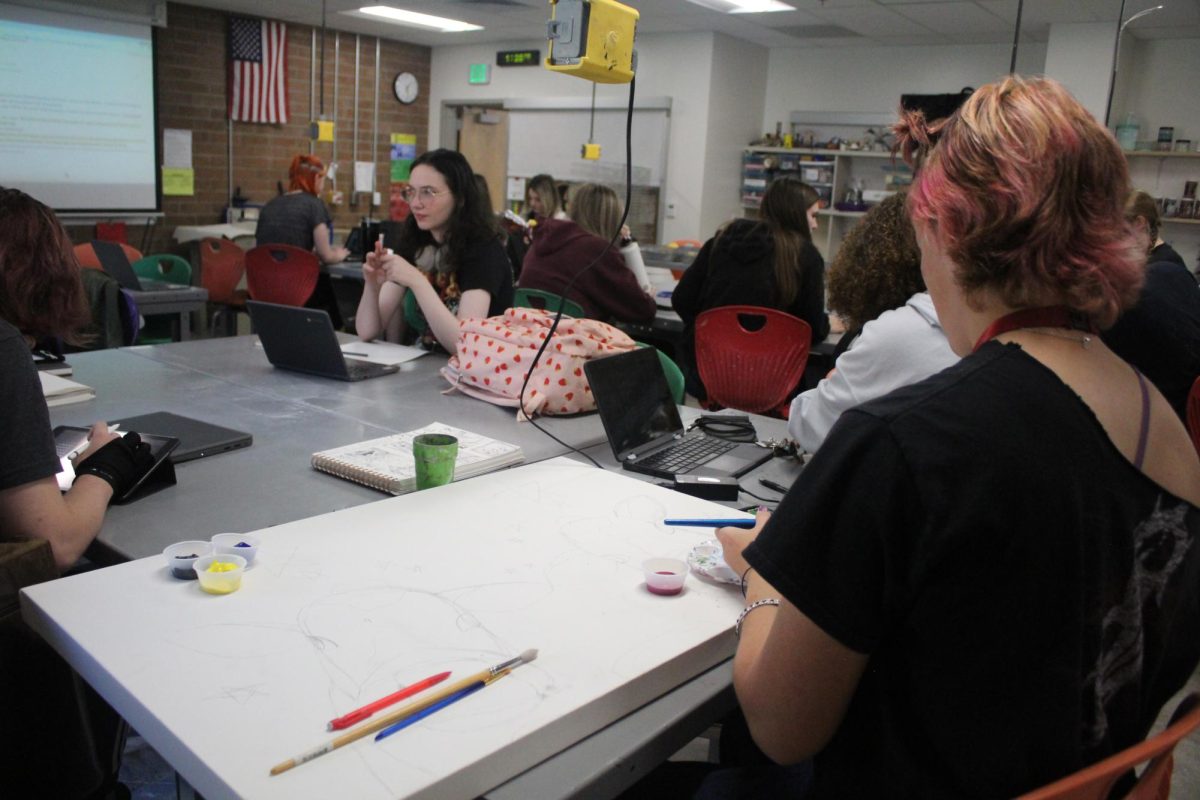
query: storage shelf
1124 150 1200 159
1163 217 1200 225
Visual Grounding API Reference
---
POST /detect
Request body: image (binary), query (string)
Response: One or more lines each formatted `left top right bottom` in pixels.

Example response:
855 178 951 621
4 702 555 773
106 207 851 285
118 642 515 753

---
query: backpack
441 308 636 417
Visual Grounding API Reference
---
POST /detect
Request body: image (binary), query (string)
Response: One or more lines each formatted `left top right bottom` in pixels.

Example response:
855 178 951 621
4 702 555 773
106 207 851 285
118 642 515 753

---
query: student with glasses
355 149 514 352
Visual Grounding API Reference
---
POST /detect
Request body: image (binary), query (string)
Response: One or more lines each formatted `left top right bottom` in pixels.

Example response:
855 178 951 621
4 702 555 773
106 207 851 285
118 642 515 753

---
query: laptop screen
92 240 142 291
585 348 683 457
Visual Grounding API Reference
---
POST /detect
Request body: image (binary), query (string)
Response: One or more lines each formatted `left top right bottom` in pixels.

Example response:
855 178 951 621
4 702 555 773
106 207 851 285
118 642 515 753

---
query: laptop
92 240 188 292
584 348 773 479
246 300 399 381
108 412 252 463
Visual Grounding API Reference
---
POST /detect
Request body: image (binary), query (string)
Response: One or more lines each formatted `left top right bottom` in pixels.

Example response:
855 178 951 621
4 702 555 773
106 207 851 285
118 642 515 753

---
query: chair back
514 287 585 318
245 244 319 307
1187 376 1200 459
132 254 192 285
73 241 143 271
694 305 811 415
198 237 246 304
1017 693 1200 800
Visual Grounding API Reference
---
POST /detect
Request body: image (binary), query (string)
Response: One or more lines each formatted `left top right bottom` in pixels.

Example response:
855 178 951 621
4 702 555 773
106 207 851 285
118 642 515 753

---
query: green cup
412 433 458 490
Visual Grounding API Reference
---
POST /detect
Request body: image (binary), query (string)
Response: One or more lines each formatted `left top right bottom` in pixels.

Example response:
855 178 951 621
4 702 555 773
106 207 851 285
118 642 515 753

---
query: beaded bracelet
735 598 780 638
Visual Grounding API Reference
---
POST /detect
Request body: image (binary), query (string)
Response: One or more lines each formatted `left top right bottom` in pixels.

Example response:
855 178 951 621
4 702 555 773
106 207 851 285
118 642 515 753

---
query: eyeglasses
400 186 448 204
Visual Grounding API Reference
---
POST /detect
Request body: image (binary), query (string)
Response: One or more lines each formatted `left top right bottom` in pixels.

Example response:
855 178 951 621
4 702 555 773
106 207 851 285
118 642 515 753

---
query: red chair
199 237 248 335
244 244 319 308
694 305 811 416
72 241 143 271
1017 693 1200 800
1187 376 1200 459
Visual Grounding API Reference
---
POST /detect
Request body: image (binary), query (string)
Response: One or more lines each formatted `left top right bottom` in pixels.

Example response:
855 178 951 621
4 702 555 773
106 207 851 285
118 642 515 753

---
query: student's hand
72 421 120 465
382 256 424 289
333 246 350 263
361 259 387 287
715 507 772 576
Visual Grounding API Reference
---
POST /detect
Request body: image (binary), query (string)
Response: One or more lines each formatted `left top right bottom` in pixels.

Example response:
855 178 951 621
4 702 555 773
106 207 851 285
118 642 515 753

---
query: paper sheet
340 341 428 366
163 128 192 168
354 161 375 193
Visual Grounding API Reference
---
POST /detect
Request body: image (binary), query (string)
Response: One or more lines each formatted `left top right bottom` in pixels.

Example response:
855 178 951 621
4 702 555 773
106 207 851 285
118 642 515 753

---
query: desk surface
23 460 749 800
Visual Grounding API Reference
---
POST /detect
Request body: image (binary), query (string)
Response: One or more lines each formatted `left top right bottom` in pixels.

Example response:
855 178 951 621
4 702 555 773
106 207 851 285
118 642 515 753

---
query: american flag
228 16 288 124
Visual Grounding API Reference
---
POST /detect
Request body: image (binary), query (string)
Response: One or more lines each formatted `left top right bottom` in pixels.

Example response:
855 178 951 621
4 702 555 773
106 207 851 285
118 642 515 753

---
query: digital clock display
497 49 540 67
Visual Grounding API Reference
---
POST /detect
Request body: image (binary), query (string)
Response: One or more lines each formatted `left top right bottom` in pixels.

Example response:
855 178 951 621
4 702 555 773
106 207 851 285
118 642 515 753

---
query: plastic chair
637 343 685 405
199 237 248 336
514 287 585 318
73 241 143 271
245 244 319 308
132 254 192 285
694 305 812 416
1187 376 1200 459
1017 693 1200 800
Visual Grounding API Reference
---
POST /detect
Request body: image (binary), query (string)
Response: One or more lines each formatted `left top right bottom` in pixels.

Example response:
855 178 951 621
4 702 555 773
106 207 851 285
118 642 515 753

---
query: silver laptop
246 301 398 382
584 348 772 480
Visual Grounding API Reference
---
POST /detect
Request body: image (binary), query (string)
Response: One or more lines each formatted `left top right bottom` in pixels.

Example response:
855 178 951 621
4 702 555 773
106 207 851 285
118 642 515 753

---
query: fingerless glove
73 432 155 498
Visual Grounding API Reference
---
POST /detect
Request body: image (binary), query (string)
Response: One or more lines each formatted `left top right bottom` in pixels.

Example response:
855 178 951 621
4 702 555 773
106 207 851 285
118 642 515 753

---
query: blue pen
374 682 486 741
664 518 757 529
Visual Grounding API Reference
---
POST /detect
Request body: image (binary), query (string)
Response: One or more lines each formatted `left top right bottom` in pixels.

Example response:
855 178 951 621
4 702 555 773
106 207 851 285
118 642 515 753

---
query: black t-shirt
456 237 515 316
255 192 332 251
745 342 1200 798
0 320 59 494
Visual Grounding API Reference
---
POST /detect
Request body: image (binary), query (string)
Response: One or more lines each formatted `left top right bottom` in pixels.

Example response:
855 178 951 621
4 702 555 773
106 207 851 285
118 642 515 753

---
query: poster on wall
389 133 417 220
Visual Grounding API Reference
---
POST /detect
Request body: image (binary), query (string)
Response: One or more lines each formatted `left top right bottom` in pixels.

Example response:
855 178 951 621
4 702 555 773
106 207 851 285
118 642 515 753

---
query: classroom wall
429 32 719 243
70 2 432 255
761 41 1048 131
1043 23 1116 122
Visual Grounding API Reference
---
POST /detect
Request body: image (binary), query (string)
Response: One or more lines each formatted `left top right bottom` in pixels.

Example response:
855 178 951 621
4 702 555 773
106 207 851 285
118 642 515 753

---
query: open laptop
246 300 399 381
584 347 772 479
108 412 252 463
92 240 188 292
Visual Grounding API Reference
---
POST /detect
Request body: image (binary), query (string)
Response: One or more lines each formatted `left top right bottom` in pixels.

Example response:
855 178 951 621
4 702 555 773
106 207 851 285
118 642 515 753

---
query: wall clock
393 72 419 105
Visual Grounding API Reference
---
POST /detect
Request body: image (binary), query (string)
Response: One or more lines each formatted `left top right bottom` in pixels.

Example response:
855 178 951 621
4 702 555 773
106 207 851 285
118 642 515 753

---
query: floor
120 667 1200 799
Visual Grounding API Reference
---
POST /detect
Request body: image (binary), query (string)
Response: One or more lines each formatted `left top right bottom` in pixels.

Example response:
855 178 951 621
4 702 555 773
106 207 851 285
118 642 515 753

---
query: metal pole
333 32 340 165
309 28 316 154
227 117 233 221
373 37 381 210
1008 0 1023 74
353 35 361 178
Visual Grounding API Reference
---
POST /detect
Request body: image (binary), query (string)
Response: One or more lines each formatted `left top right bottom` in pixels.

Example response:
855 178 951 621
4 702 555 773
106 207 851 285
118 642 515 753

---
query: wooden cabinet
741 146 910 262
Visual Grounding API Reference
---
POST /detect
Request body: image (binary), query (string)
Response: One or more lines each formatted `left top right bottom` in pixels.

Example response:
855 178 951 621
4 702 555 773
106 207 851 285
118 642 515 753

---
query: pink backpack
441 308 636 417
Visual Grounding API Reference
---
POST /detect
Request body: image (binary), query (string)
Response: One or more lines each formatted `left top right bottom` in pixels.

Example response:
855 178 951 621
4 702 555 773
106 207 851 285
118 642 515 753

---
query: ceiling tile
890 2 1010 35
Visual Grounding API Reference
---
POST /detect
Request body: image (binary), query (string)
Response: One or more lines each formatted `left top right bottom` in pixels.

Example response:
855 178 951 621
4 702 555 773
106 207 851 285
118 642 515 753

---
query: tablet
54 426 179 502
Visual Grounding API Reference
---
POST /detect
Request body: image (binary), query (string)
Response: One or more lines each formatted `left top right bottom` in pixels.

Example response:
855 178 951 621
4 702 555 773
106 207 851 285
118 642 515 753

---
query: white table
23 460 749 800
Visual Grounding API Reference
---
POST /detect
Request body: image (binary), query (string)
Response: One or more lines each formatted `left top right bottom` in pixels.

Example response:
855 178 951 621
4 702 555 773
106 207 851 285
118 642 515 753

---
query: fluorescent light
357 6 483 32
685 0 794 13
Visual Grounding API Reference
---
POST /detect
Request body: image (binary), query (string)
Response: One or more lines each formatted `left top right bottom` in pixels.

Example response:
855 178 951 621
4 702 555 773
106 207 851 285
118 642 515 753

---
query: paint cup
163 540 213 580
193 554 247 595
643 558 688 596
412 433 458 490
211 532 259 566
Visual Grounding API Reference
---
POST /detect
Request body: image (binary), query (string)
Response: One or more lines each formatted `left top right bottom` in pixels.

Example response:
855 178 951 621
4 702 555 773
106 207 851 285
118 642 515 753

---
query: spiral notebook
311 422 524 495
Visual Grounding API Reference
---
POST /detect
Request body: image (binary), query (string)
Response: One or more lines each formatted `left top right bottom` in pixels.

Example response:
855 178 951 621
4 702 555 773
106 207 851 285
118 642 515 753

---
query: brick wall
67 2 431 255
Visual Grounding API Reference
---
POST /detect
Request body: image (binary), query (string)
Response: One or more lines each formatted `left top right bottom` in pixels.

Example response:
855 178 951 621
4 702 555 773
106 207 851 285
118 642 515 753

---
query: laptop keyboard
637 433 737 473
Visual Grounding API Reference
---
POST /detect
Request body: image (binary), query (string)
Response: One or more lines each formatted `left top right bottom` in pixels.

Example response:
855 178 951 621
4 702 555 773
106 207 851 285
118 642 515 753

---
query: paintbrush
269 649 538 776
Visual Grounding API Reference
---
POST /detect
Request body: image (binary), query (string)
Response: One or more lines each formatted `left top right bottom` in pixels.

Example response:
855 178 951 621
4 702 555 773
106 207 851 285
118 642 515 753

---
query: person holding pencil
700 77 1200 797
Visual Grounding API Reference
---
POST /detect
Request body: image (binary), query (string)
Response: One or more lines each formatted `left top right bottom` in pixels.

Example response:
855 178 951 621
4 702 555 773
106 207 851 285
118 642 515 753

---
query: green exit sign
468 63 490 85
497 49 540 67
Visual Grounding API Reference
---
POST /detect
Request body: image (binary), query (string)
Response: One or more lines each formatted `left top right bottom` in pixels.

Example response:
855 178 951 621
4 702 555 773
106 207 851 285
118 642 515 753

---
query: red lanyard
971 306 1097 353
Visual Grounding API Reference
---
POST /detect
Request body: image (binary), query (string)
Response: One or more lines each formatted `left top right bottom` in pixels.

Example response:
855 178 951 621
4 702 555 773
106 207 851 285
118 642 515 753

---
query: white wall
701 33 767 239
1044 23 1116 122
429 32 717 243
762 42 1047 130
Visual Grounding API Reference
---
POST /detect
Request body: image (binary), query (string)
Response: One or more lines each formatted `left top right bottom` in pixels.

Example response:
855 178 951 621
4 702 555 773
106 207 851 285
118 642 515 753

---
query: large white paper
163 128 192 168
353 161 375 193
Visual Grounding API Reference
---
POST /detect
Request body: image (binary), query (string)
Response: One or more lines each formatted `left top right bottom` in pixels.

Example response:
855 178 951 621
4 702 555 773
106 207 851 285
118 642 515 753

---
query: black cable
738 487 774 503
517 75 637 468
690 415 757 443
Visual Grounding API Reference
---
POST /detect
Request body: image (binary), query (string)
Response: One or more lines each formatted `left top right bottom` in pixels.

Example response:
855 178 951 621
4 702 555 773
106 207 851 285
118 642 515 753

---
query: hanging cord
516 76 637 467
589 82 596 143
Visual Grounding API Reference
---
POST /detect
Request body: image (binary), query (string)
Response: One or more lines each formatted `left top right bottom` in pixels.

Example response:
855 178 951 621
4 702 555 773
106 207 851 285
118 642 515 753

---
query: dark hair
397 149 499 271
0 187 90 342
757 175 820 306
826 193 924 331
1124 190 1159 252
473 173 494 212
526 173 562 219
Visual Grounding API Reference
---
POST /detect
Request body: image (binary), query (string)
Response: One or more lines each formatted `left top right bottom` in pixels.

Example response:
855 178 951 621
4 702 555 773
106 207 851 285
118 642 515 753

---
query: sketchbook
39 371 95 407
311 422 524 495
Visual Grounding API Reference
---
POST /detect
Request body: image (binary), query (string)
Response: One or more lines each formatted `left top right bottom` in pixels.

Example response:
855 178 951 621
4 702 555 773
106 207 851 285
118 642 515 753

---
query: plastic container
193 554 247 595
643 558 688 596
211 533 259 566
163 541 213 580
1115 114 1139 151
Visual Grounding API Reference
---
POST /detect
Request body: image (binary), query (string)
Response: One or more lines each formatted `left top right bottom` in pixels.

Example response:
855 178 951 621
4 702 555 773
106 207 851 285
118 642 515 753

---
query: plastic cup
163 541 212 580
211 532 259 566
193 554 247 595
413 433 458 490
643 558 688 596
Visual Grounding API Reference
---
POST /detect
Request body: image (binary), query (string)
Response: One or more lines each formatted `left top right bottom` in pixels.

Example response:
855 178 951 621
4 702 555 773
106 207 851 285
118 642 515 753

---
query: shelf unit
741 146 909 261
1124 150 1200 226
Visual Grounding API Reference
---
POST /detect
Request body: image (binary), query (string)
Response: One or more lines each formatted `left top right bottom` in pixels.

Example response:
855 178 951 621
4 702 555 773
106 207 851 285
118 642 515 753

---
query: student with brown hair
672 175 830 401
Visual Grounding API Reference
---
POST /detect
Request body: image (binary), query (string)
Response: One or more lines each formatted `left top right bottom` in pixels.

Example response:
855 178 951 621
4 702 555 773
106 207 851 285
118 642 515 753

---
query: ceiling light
685 0 794 13
357 6 483 32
